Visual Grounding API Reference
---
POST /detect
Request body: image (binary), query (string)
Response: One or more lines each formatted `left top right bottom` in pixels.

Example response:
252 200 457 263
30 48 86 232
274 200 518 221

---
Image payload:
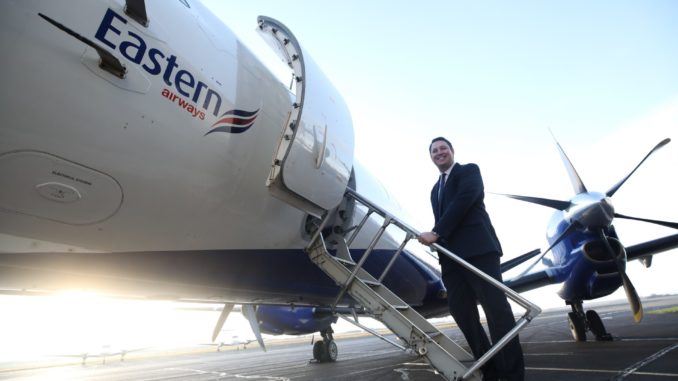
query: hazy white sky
201 0 678 306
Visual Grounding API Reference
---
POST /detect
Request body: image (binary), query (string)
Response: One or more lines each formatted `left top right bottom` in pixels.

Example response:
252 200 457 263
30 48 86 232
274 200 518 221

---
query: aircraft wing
625 233 678 261
502 233 678 294
503 270 555 294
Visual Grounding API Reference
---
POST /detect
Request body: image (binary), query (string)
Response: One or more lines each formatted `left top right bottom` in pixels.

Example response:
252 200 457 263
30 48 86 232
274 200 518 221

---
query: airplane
207 335 257 352
52 344 147 365
499 136 678 341
0 0 676 370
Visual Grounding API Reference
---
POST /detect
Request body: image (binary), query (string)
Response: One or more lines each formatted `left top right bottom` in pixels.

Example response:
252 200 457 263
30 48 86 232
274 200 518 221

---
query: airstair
305 188 542 381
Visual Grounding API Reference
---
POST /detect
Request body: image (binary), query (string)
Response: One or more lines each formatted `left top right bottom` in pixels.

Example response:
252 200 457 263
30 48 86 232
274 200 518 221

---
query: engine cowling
557 236 625 301
254 305 337 336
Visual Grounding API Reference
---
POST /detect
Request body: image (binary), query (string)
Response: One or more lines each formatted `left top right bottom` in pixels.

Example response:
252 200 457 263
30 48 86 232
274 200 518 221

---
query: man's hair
429 137 453 153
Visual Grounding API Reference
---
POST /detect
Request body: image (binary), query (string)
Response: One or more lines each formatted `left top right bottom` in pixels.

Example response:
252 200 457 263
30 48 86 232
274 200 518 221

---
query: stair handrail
343 187 542 379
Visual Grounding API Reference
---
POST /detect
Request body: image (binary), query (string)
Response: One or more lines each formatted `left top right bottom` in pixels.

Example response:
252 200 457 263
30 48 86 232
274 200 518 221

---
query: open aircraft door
258 17 354 217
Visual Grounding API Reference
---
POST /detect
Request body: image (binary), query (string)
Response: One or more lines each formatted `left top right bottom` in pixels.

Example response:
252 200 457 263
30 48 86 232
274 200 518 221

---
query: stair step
335 257 356 266
360 279 381 287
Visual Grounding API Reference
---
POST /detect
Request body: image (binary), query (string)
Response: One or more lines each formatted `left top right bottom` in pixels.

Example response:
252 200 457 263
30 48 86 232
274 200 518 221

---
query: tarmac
1 295 677 380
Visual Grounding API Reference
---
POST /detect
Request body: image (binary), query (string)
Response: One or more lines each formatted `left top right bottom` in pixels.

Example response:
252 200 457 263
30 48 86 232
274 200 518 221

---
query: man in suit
418 137 524 381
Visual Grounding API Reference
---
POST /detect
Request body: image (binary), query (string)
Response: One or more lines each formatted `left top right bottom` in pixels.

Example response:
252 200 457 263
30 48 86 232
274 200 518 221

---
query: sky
2 0 677 362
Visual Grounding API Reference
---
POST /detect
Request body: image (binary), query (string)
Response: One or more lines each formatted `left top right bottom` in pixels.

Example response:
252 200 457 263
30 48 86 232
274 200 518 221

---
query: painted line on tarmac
611 342 678 380
526 367 678 378
521 337 678 344
167 367 291 381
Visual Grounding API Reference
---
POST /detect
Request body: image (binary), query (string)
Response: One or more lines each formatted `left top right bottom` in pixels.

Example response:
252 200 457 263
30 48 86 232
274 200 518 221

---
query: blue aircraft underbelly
0 248 449 317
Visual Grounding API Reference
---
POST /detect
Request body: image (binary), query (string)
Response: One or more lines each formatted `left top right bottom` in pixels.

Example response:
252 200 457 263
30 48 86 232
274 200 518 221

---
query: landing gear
312 327 338 362
586 310 613 341
567 311 586 341
567 302 613 342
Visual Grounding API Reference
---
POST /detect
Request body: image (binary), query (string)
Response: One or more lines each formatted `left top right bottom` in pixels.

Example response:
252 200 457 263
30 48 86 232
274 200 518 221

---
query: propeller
515 222 579 278
606 138 670 197
551 131 588 194
242 305 267 352
598 230 643 322
614 213 678 230
212 303 267 352
498 136 674 323
494 193 570 211
500 248 541 273
212 303 235 342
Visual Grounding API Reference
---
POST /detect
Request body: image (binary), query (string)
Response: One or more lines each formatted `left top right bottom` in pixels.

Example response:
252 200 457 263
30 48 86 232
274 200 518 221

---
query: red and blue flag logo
205 109 260 135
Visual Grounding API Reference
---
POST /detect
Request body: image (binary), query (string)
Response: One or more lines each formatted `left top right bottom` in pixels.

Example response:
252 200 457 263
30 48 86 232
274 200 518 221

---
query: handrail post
378 234 412 282
309 209 335 246
347 210 373 247
332 217 391 309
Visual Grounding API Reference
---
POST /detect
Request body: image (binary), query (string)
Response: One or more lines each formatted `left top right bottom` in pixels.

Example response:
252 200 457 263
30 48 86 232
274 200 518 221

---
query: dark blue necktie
437 173 446 213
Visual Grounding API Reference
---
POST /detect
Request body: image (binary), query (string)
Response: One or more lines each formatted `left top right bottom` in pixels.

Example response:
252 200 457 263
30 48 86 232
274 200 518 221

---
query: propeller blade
606 138 670 197
551 133 588 195
615 213 678 230
494 193 571 210
242 305 267 352
516 222 579 277
212 303 235 342
620 271 644 323
501 248 541 273
598 230 643 322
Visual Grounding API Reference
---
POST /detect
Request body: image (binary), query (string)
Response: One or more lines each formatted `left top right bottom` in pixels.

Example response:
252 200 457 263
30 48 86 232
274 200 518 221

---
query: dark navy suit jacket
431 163 503 262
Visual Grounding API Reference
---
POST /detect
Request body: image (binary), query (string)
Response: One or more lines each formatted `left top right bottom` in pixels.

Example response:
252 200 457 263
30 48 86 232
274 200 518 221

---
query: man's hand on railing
417 231 439 245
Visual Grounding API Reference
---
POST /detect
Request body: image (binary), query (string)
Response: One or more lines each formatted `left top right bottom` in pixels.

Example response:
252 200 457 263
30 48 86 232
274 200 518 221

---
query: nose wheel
567 302 613 341
586 310 613 341
567 311 586 341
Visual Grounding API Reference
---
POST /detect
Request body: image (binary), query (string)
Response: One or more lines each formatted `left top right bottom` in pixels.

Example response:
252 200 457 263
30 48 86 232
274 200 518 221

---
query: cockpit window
178 0 190 8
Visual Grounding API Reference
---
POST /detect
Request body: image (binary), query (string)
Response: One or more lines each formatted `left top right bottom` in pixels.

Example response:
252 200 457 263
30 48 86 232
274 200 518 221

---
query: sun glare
0 292 240 363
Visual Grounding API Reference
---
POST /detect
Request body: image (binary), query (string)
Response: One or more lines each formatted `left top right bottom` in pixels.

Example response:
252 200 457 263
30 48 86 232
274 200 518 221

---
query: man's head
429 137 454 172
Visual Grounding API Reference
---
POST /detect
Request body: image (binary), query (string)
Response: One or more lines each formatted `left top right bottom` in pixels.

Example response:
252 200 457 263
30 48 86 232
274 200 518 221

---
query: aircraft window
178 0 190 8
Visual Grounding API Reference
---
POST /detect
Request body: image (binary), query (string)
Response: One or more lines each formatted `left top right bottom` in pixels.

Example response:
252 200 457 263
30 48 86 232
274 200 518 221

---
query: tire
320 340 339 362
586 310 613 341
568 312 586 342
313 340 324 362
323 340 338 362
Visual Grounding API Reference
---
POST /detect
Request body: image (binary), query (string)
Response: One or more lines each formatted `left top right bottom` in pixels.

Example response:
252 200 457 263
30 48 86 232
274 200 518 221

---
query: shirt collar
441 162 456 178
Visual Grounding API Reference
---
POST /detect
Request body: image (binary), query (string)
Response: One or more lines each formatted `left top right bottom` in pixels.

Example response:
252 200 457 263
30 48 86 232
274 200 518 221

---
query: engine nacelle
254 305 337 336
558 237 625 301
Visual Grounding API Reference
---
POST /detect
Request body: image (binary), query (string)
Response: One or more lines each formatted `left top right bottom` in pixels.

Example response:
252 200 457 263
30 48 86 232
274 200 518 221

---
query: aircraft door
258 17 354 217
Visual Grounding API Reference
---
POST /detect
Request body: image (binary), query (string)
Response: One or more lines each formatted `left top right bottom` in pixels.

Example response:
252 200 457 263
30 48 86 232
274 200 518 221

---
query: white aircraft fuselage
0 1 446 315
2 0 356 252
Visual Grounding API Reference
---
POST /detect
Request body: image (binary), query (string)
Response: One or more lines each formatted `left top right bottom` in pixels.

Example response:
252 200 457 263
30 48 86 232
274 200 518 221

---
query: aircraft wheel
313 340 324 362
313 340 338 362
586 310 613 341
323 340 338 362
567 312 586 342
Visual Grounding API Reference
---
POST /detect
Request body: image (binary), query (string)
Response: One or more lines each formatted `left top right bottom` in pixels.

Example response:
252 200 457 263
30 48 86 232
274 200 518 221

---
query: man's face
430 140 454 171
